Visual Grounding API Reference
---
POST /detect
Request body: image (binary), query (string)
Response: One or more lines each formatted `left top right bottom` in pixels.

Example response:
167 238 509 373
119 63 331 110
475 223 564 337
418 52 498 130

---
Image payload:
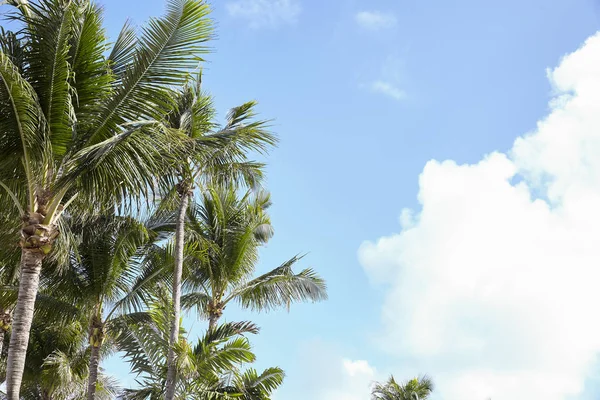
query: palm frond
194 101 276 189
230 255 327 312
20 0 79 158
0 27 25 73
107 20 137 80
201 321 259 345
180 290 211 316
233 367 285 400
68 0 112 134
0 51 46 210
85 0 213 146
56 122 186 213
371 375 434 400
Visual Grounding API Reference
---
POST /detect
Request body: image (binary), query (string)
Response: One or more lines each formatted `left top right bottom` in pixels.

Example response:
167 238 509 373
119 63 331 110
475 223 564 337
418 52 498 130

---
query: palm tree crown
181 186 327 329
371 376 434 400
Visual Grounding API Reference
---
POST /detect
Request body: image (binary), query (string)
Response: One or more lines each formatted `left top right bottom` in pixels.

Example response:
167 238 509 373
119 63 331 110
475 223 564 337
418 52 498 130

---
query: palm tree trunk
86 344 101 400
6 248 44 400
208 312 219 331
165 188 191 400
86 312 104 400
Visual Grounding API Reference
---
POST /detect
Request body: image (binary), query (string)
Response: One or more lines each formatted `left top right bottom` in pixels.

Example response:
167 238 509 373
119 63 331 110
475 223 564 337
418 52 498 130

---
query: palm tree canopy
371 375 434 400
6 308 119 400
45 215 156 313
115 295 282 400
179 186 327 320
0 0 213 225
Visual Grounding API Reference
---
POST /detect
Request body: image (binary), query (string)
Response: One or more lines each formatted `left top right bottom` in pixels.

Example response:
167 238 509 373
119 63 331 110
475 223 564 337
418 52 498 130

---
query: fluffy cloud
359 32 600 400
226 0 301 29
369 80 405 101
273 340 378 400
311 359 377 400
355 11 397 30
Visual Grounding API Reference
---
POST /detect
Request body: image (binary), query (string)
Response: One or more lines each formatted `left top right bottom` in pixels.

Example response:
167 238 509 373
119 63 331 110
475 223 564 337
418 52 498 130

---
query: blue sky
95 0 600 398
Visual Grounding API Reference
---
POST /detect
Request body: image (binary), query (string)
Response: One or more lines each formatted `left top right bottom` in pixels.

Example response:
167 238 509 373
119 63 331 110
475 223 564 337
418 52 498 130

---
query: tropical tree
18 320 120 400
181 186 327 330
40 214 166 400
0 0 212 396
116 296 283 400
0 215 153 399
161 79 277 400
371 376 434 400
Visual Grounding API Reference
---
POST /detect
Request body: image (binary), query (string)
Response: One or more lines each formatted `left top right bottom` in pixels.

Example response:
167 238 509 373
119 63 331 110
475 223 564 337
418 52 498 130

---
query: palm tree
181 186 327 330
0 0 212 397
18 319 120 400
0 214 158 399
162 79 276 400
371 376 434 400
115 295 283 400
36 213 173 400
217 368 284 400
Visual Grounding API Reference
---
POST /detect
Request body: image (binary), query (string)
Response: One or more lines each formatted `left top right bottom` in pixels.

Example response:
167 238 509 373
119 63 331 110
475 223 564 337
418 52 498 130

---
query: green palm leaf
371 375 434 400
20 0 79 157
0 51 46 210
85 0 213 146
230 255 327 312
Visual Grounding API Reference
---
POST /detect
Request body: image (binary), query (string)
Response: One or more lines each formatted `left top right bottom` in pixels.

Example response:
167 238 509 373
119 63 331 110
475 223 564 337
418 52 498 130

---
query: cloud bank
359 32 600 399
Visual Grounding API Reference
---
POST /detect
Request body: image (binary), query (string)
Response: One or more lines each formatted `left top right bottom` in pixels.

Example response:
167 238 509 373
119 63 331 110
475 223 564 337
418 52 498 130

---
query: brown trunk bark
86 344 101 400
164 189 190 400
7 209 56 400
6 248 44 400
86 314 104 400
208 312 219 331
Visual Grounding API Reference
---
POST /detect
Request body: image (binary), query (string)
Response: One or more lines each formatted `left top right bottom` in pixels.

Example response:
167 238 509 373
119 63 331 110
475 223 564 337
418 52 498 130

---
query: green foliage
181 186 327 321
0 0 213 222
0 1 329 398
116 297 282 400
371 376 434 400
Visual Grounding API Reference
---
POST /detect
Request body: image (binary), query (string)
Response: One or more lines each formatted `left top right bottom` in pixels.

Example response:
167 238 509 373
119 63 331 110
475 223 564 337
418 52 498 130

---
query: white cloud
226 0 301 29
358 32 600 400
369 80 406 100
355 11 397 30
274 341 378 400
318 359 377 400
365 56 407 101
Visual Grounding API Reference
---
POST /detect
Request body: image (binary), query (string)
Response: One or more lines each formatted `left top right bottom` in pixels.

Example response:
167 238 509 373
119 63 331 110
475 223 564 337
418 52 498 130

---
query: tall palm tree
42 215 164 400
162 79 276 400
0 214 157 399
371 376 434 400
181 186 327 330
0 0 212 397
18 319 120 400
116 295 283 400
